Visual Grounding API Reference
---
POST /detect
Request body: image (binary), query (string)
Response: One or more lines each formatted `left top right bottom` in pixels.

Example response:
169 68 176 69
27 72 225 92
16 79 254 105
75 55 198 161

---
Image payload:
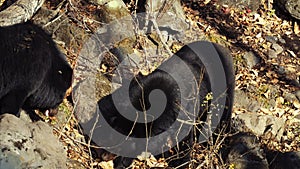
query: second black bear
94 41 235 167
0 22 73 117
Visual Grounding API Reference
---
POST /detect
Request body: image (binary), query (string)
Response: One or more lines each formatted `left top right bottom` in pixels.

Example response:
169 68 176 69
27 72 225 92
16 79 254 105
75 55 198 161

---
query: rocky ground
183 0 300 152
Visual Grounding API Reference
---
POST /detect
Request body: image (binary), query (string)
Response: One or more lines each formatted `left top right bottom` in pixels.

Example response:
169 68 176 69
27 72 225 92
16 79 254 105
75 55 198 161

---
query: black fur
99 70 181 138
0 22 73 116
96 41 235 167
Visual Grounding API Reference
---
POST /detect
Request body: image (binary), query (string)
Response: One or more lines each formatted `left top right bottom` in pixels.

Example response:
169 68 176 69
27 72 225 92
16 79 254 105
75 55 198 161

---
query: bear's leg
0 89 29 117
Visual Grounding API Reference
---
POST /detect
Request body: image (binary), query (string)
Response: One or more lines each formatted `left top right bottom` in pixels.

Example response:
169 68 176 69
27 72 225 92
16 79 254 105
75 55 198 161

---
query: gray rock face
283 92 298 103
265 36 278 44
268 49 278 59
243 51 261 69
216 0 261 11
268 43 284 59
277 0 300 20
271 43 284 54
233 113 286 141
0 113 67 169
234 89 260 112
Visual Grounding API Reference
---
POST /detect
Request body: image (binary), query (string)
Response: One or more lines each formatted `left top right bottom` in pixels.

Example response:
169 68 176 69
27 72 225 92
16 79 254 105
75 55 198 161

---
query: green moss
267 9 276 17
58 102 71 116
207 33 227 44
234 53 245 65
256 84 271 108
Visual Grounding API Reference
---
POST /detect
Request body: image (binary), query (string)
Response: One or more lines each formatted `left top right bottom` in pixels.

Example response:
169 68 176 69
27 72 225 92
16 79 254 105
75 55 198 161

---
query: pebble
283 92 297 103
278 38 286 44
277 66 286 74
271 43 284 54
265 35 278 43
243 51 260 68
268 49 278 59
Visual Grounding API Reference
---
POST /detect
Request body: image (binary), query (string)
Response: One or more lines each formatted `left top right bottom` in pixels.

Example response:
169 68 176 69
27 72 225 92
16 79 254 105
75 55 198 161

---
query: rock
243 51 260 69
226 133 269 169
0 113 67 169
268 49 278 59
283 92 298 103
233 113 286 141
277 66 286 74
216 0 261 11
73 0 195 124
268 43 284 59
265 36 278 44
271 43 284 54
278 38 286 44
266 151 300 169
234 89 260 112
276 0 300 20
269 99 277 109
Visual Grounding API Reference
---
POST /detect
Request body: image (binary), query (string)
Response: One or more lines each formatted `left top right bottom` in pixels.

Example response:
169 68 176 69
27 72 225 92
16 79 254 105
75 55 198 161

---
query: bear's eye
58 70 63 74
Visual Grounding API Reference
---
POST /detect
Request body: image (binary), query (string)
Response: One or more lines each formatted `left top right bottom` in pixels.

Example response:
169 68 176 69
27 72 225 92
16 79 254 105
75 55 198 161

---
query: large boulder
0 113 67 169
276 0 300 20
233 112 286 141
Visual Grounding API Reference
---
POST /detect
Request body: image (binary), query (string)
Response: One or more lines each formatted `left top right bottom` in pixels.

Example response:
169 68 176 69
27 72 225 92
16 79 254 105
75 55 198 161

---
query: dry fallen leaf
293 100 300 109
99 160 114 169
294 21 299 34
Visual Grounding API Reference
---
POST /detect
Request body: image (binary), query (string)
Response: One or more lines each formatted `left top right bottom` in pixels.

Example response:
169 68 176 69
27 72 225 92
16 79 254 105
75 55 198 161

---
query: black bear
92 41 235 167
0 22 73 117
